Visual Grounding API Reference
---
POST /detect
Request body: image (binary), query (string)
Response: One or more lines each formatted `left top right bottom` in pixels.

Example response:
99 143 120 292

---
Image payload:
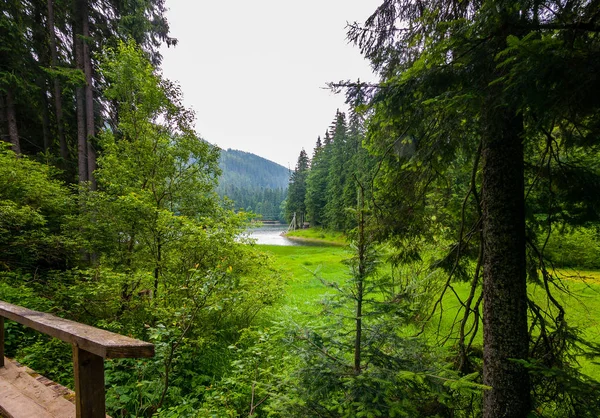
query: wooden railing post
0 300 154 416
73 346 105 418
0 316 4 367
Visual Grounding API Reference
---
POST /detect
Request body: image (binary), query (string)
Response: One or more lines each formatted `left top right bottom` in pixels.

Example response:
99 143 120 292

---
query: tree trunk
75 86 87 183
39 81 51 152
82 1 96 189
5 89 21 154
354 187 365 374
481 106 530 417
154 237 161 298
33 0 51 153
0 95 7 143
73 0 87 184
47 0 69 163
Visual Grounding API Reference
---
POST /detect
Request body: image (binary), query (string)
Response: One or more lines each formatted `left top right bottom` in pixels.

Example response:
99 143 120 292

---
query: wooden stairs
0 357 76 418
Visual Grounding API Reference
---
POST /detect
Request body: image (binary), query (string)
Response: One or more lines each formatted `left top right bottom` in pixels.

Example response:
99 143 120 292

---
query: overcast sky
159 0 380 169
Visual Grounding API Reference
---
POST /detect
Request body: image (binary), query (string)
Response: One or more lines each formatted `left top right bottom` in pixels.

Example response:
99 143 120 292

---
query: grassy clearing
260 243 600 379
258 244 351 318
285 227 347 246
437 276 600 377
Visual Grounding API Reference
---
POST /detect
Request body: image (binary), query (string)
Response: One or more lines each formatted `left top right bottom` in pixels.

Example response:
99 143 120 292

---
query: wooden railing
0 301 154 418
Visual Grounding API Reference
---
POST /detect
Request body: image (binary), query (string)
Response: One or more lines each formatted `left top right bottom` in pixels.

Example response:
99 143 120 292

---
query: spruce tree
324 111 348 230
305 136 329 226
285 149 310 227
348 0 600 415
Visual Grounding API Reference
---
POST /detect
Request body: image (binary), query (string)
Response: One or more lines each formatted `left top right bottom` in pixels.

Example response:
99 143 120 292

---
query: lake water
246 224 306 246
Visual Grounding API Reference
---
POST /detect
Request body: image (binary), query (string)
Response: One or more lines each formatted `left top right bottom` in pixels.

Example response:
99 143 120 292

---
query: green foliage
19 339 75 388
516 359 600 418
0 279 56 359
1 40 283 417
324 111 350 230
4 0 600 416
66 42 284 416
343 0 600 415
303 107 376 232
263 227 483 417
198 327 289 417
218 175 287 222
0 144 77 272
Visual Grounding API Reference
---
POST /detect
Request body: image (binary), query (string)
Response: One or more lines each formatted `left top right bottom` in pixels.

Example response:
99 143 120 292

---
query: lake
246 224 307 246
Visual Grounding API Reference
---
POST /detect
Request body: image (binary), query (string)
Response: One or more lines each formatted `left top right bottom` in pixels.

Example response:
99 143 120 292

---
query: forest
1 0 600 417
217 149 288 222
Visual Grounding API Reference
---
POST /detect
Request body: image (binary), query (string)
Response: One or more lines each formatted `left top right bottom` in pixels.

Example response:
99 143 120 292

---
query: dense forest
217 149 288 222
2 0 600 417
0 1 281 416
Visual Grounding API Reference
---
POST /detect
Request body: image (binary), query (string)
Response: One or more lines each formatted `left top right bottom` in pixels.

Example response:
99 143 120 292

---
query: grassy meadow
259 244 352 317
285 227 347 246
258 235 600 380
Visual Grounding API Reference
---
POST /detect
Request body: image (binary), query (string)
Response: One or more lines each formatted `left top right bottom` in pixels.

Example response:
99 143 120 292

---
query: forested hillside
217 149 288 221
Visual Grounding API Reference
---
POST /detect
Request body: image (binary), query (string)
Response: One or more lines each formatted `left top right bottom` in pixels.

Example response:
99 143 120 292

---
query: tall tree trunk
33 0 51 153
39 84 51 152
354 185 365 374
82 0 96 189
76 82 87 184
5 89 21 154
154 237 162 298
47 0 69 162
0 95 7 144
481 106 530 417
73 0 87 184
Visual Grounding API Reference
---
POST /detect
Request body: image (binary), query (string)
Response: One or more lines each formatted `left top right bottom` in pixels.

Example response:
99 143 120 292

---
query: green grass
419 271 600 378
285 227 347 246
258 244 350 317
259 243 600 379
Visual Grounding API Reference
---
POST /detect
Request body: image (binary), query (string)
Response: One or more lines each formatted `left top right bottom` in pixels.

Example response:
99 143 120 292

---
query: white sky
159 0 379 169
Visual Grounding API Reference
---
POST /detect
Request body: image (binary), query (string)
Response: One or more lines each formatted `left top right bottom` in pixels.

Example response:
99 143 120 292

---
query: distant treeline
217 149 289 221
285 109 372 231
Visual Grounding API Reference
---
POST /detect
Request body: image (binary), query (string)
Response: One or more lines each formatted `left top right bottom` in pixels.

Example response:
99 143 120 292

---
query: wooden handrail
0 300 154 418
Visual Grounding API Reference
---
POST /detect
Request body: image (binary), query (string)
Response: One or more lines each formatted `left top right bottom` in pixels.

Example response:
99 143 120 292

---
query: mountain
217 149 289 221
218 149 290 189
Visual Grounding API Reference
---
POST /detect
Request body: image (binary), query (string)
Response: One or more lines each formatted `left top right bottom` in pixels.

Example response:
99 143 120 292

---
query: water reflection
246 224 303 246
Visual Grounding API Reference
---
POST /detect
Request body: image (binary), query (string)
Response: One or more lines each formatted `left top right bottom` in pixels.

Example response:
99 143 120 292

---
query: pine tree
0 0 175 183
285 149 310 227
305 135 329 226
349 1 600 415
324 111 348 230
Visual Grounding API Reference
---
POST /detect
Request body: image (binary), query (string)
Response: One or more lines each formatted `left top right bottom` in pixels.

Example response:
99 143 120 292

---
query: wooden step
0 358 75 418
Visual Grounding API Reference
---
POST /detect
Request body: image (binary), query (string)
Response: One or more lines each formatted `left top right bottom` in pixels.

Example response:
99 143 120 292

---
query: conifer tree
324 111 348 230
305 135 329 226
348 1 600 416
285 149 310 227
0 0 175 183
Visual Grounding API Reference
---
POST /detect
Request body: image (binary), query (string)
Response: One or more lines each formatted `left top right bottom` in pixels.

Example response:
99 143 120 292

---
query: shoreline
281 231 347 247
